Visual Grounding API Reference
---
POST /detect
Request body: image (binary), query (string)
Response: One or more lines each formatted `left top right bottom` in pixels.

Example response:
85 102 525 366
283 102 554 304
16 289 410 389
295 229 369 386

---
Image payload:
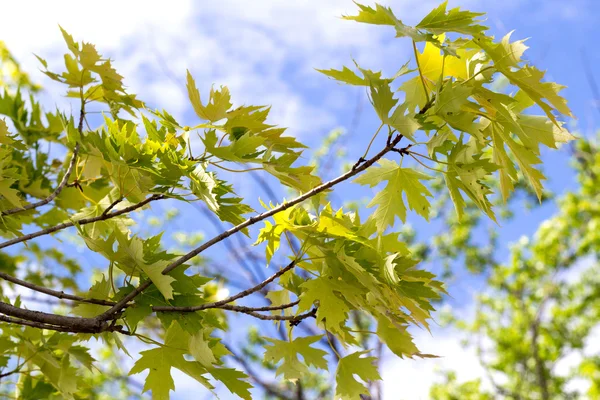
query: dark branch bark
0 271 116 306
0 301 106 333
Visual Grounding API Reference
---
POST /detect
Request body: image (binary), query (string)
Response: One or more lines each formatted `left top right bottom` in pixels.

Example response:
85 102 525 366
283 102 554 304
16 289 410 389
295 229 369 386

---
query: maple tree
0 2 576 399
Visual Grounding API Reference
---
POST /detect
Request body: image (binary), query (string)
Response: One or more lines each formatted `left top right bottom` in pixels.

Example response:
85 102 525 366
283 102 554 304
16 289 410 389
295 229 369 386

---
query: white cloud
381 328 486 400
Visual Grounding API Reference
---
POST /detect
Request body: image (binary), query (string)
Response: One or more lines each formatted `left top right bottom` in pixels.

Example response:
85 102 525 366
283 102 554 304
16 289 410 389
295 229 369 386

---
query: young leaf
335 351 381 400
263 335 328 382
354 159 432 232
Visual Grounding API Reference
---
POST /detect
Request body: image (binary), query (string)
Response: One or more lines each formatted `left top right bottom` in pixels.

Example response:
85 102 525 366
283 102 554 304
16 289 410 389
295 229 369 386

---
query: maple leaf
475 33 573 124
130 322 215 399
72 275 111 317
186 70 232 122
189 330 217 367
189 164 219 212
417 1 487 35
354 159 432 232
298 277 350 331
343 2 432 43
263 335 328 382
377 317 419 358
117 236 176 300
316 66 366 85
335 351 381 400
445 140 497 220
209 367 252 400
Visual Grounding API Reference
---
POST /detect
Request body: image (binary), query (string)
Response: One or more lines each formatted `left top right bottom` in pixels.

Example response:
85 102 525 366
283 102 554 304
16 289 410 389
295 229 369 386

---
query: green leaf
119 236 176 300
0 178 22 208
377 317 419 358
189 331 217 367
354 159 432 232
387 105 419 140
265 289 292 316
209 367 252 400
263 335 328 381
316 66 366 85
445 140 497 220
343 2 431 43
298 277 350 331
335 351 381 400
186 70 232 122
72 276 111 317
370 80 397 124
190 165 219 212
475 33 573 124
130 322 214 399
417 1 487 35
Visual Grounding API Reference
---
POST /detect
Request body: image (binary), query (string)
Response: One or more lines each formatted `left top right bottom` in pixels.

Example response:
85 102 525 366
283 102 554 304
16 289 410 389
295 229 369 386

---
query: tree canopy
0 2 576 399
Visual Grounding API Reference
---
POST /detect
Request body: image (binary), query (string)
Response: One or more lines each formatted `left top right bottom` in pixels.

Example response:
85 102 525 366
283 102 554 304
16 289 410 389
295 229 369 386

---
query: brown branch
151 260 298 313
154 300 300 314
1 143 80 216
2 268 297 315
230 307 316 323
0 271 116 306
98 133 406 321
0 194 166 249
0 313 91 333
0 301 105 333
102 196 124 216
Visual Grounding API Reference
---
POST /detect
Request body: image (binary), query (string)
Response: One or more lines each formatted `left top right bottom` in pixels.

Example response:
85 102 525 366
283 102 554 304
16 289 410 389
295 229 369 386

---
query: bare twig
0 271 116 306
151 260 298 313
102 196 124 216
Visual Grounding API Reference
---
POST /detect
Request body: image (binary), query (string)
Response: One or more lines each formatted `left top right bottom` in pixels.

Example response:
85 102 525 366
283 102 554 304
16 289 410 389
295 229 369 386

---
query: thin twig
151 260 298 312
102 196 124 216
0 271 116 306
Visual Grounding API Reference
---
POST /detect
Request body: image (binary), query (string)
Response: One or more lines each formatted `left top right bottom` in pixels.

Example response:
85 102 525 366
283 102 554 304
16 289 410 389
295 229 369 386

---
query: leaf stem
413 40 431 104
362 123 385 160
209 163 264 173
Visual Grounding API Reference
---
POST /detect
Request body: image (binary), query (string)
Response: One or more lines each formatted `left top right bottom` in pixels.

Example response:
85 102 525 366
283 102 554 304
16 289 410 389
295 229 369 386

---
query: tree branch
0 194 166 249
0 313 92 333
151 260 298 313
0 271 116 306
0 301 105 333
154 300 300 314
97 133 406 321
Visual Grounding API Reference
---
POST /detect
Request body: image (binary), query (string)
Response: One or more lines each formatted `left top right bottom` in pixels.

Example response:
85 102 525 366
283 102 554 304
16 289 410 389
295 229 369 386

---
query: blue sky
1 0 599 398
